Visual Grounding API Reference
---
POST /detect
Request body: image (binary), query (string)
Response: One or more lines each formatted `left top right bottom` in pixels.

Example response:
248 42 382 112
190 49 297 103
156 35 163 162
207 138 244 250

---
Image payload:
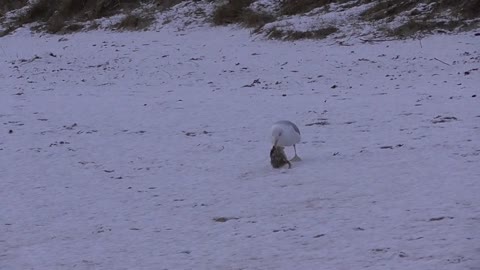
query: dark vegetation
0 0 28 15
213 0 479 39
1 0 479 38
212 0 274 29
279 0 351 15
361 0 480 21
360 0 480 37
114 12 155 30
211 0 352 39
0 0 184 34
266 26 338 40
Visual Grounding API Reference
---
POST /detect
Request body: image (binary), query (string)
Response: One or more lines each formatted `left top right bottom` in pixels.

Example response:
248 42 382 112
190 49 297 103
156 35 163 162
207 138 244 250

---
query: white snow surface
1 25 479 270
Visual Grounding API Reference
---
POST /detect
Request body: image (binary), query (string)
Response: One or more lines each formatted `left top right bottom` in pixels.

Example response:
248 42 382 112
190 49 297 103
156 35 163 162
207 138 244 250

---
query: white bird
271 120 301 161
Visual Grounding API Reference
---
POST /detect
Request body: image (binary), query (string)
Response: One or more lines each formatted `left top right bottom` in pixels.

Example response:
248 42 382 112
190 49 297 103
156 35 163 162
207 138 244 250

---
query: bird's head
271 126 283 144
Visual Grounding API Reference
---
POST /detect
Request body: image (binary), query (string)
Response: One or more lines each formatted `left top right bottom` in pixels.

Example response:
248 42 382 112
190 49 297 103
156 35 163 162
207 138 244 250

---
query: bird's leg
285 160 291 169
290 144 302 162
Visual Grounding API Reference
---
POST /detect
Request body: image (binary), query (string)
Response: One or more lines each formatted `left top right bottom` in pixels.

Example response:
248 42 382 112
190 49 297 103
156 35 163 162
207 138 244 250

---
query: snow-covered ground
1 25 479 270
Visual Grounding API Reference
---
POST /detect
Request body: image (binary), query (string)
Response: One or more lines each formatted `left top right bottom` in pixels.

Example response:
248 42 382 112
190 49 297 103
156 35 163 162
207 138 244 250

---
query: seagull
271 120 301 161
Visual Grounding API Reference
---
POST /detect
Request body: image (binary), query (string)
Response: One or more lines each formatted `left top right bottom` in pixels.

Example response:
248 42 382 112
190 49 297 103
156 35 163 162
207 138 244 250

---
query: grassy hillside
1 0 479 38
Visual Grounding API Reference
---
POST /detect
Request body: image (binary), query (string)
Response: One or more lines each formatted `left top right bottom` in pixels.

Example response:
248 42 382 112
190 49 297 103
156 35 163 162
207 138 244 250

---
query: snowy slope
1 25 479 270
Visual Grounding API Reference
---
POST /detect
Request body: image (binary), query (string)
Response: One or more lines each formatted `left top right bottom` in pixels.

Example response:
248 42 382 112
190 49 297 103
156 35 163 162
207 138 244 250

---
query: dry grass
388 19 464 37
1 0 479 37
362 0 480 37
0 25 16 37
280 0 334 15
361 0 417 21
212 0 254 25
19 0 126 23
5 0 185 34
267 26 338 40
1 0 28 16
266 27 283 39
212 0 274 29
279 0 361 15
155 0 186 11
115 13 155 30
15 0 124 33
241 9 275 28
363 0 480 21
439 0 480 19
